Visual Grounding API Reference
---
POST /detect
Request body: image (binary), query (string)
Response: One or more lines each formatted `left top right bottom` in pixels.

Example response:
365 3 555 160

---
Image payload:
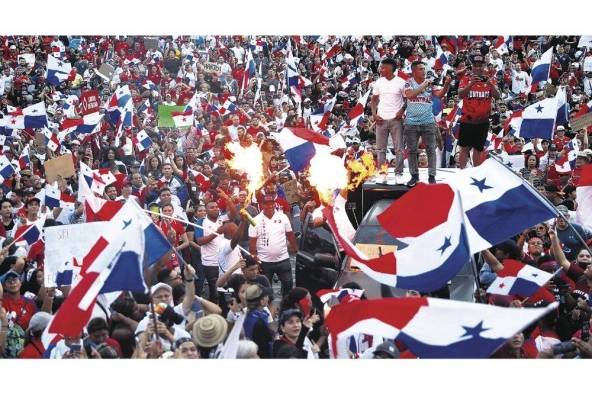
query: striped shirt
404 78 435 125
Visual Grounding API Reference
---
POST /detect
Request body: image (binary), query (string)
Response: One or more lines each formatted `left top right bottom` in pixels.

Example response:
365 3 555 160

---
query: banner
43 222 108 287
202 62 222 74
18 53 35 68
78 90 101 115
157 104 186 127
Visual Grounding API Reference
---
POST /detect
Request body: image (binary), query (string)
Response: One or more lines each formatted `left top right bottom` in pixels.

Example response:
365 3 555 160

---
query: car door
295 213 340 300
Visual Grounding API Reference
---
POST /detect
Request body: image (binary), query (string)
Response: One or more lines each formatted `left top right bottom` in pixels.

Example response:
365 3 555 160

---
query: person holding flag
457 54 500 169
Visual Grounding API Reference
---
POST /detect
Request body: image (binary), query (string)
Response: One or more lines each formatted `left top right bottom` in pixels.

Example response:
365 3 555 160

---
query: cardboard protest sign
44 154 75 183
571 112 592 132
96 63 115 81
44 222 108 287
202 62 222 74
282 179 300 204
350 244 398 269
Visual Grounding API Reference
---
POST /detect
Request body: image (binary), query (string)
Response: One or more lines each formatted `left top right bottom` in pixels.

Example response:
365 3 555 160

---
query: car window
353 225 407 248
303 221 337 256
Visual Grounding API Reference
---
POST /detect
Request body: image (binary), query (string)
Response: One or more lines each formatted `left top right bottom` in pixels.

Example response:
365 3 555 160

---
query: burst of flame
308 151 349 205
347 151 376 190
226 141 265 194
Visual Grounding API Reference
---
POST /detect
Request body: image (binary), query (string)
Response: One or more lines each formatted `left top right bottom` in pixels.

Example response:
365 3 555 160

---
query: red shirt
18 337 45 359
552 135 570 152
159 219 186 246
458 75 494 123
4 296 37 330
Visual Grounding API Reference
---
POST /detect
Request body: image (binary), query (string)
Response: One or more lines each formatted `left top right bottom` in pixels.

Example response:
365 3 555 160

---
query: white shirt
231 46 245 64
201 216 225 267
217 238 242 277
372 76 406 120
135 303 191 351
248 211 292 262
511 70 531 94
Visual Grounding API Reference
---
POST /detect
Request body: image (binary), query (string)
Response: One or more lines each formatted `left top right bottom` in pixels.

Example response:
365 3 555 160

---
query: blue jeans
260 258 293 297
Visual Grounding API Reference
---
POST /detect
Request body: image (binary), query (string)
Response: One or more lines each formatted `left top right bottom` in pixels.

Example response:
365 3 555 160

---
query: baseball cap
245 284 272 302
278 308 303 326
556 204 569 216
1 270 21 284
28 312 52 333
150 282 172 295
556 125 565 131
260 193 276 205
373 340 400 358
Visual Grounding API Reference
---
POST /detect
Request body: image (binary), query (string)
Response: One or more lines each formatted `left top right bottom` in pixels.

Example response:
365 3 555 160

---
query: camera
552 341 576 355
154 303 184 326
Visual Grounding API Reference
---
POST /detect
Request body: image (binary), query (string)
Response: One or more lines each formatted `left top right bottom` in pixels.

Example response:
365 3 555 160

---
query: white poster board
43 222 108 287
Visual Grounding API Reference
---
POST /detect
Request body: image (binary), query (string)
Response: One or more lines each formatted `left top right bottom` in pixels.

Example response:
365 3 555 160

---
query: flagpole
141 209 251 256
487 152 592 257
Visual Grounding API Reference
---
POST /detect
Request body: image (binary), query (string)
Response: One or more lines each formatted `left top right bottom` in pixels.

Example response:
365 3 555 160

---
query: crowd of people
0 35 592 359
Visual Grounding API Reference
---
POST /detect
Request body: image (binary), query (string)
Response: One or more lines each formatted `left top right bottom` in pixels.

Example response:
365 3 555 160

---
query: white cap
150 282 172 295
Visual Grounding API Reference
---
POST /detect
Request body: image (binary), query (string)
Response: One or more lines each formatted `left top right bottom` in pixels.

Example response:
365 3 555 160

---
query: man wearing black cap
457 54 500 169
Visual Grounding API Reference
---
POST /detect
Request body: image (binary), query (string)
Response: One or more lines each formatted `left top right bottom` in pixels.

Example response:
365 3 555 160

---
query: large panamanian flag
325 297 557 358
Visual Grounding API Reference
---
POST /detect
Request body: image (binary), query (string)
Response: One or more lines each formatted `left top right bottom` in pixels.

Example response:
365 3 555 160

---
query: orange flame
347 151 376 190
226 141 264 194
308 151 349 205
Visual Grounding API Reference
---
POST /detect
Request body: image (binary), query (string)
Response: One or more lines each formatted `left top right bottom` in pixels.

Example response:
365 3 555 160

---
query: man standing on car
371 58 406 183
457 54 500 169
403 61 451 186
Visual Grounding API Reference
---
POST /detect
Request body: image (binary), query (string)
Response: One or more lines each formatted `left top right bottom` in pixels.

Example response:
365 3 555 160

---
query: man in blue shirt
403 61 451 187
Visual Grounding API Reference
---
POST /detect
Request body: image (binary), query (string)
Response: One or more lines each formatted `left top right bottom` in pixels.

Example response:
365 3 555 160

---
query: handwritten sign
571 112 592 132
202 62 222 74
44 222 108 287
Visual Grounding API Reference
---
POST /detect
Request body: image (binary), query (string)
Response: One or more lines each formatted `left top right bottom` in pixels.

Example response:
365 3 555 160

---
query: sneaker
406 175 419 187
394 173 403 185
428 175 436 184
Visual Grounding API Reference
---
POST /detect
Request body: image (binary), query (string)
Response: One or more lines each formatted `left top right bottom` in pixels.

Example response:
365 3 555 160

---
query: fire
308 151 349 204
226 141 265 194
347 151 376 190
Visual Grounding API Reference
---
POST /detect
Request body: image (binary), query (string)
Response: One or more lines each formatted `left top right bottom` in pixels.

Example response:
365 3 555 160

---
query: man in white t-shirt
511 64 531 95
195 201 225 302
249 194 297 297
371 58 406 182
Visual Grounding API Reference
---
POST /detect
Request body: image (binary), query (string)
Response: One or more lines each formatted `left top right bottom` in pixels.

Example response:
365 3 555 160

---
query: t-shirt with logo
403 78 435 126
458 76 494 123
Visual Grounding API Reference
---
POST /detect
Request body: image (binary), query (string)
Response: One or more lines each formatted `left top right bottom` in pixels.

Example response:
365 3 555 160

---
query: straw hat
192 314 228 348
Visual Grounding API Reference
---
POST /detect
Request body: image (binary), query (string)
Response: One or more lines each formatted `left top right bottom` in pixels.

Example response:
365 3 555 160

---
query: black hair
87 317 109 334
159 187 171 196
411 60 425 69
0 198 13 207
156 268 172 284
280 287 309 312
380 57 396 68
492 240 522 260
